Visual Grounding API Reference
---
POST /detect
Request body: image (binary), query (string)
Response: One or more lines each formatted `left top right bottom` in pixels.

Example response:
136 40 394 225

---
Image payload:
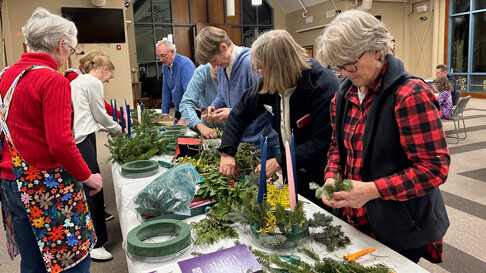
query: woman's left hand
254 158 281 179
326 180 381 209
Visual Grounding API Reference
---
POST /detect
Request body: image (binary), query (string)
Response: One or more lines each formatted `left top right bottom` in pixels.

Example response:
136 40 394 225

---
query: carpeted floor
1 98 485 273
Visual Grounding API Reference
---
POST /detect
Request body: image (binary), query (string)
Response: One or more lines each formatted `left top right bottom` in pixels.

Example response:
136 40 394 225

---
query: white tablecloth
111 157 429 273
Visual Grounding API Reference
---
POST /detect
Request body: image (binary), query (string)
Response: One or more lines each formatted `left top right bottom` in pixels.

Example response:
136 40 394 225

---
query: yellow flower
266 184 290 210
12 156 22 167
32 217 45 228
258 211 277 233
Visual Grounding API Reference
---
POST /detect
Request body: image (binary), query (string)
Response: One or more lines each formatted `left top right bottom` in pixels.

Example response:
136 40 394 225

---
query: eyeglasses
337 52 365 73
157 50 171 59
68 45 76 55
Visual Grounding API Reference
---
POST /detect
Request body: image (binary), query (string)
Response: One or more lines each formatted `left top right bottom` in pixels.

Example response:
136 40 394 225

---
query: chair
444 95 470 143
453 90 461 106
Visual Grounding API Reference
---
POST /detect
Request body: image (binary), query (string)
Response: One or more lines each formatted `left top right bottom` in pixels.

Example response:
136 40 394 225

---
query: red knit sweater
0 53 91 181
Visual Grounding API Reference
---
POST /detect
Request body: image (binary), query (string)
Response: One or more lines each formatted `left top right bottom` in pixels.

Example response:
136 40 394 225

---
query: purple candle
126 104 131 138
114 99 118 122
110 99 115 121
120 106 125 134
257 136 267 204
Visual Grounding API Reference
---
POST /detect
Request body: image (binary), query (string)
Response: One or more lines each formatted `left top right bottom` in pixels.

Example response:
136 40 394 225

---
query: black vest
334 55 449 251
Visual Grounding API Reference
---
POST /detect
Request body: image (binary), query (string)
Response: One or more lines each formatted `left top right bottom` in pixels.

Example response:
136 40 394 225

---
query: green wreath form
121 160 159 176
127 219 191 257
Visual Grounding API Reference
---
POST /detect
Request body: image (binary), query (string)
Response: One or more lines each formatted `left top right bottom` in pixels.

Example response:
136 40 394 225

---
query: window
134 0 172 80
133 0 273 77
449 0 486 93
240 1 273 47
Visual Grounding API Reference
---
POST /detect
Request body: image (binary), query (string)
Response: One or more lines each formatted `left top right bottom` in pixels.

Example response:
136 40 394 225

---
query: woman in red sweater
64 49 121 120
0 8 102 273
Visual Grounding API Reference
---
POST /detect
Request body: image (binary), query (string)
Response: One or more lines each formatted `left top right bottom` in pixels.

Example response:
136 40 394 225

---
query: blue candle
140 102 144 111
126 104 131 138
120 106 125 134
114 99 118 122
257 136 267 204
110 99 115 121
291 131 298 202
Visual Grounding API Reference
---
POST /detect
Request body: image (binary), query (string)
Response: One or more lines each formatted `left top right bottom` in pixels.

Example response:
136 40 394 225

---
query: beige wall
267 0 286 30
284 0 447 79
1 0 134 105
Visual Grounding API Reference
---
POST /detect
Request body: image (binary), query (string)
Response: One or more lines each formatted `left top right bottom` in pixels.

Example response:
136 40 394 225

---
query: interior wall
267 0 285 29
284 0 447 79
1 0 133 105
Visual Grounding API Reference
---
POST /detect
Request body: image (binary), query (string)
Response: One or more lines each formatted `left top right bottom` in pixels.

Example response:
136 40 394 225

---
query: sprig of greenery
310 173 353 200
190 216 238 245
250 246 394 273
196 172 257 205
106 131 176 165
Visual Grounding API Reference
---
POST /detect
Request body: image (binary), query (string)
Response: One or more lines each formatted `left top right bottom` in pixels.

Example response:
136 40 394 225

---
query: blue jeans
1 179 91 273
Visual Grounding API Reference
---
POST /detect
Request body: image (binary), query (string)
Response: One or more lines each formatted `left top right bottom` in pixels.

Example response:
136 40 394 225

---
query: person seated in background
218 30 339 206
179 63 221 139
194 26 279 157
71 54 122 261
435 64 457 105
435 76 453 120
64 48 121 120
156 40 196 124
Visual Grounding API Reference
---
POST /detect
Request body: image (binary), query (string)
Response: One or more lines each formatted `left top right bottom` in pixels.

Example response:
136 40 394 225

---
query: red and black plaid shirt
325 64 449 263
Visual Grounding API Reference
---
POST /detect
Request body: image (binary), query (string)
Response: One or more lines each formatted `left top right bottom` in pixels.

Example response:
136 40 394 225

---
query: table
111 156 429 273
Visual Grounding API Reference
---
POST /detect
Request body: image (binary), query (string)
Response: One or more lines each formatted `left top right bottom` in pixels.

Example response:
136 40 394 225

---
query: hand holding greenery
310 173 353 200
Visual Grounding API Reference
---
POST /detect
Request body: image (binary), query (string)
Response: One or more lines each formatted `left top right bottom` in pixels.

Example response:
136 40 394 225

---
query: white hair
316 9 394 67
156 40 176 52
22 7 78 53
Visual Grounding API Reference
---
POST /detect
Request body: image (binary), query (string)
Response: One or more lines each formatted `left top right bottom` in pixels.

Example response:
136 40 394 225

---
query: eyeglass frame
67 45 76 56
59 39 76 55
157 50 172 59
336 52 365 73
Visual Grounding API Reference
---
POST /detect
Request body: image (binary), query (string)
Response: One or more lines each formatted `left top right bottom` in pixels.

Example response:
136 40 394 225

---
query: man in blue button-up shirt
156 40 195 123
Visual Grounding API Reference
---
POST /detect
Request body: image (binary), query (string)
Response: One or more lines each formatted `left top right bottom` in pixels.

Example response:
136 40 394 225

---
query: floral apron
0 66 96 273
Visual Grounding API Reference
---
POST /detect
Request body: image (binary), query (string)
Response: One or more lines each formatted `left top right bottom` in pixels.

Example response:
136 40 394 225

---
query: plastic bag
128 163 198 217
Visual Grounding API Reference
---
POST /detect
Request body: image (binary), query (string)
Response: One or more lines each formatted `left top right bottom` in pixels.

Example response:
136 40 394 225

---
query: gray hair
22 7 77 53
156 40 176 52
194 26 233 64
316 9 394 67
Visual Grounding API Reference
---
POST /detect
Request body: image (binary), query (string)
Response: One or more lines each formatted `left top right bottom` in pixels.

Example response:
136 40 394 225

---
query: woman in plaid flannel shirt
316 10 450 263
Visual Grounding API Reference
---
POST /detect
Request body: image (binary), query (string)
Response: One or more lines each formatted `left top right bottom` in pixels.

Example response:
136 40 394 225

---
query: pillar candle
291 132 298 203
285 141 297 211
137 103 142 124
114 99 118 122
140 102 144 111
257 136 267 204
120 106 125 134
110 99 115 121
126 104 132 138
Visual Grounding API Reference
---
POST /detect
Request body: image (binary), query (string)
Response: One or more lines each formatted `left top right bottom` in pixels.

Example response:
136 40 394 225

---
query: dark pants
1 179 91 272
398 245 427 263
77 133 108 248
